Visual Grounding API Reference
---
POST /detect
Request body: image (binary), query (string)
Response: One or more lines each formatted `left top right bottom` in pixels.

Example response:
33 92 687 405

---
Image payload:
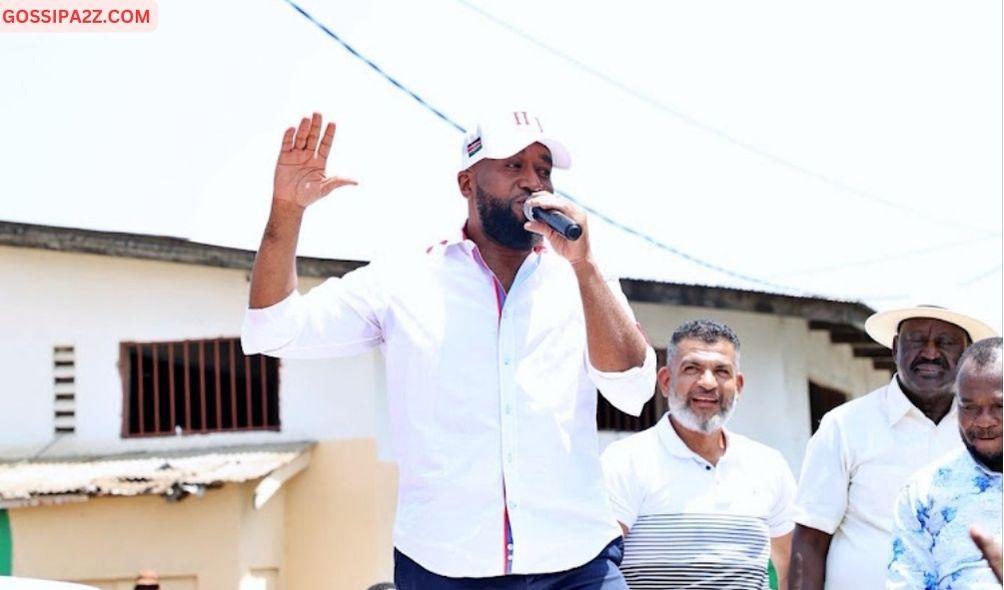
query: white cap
459 110 572 172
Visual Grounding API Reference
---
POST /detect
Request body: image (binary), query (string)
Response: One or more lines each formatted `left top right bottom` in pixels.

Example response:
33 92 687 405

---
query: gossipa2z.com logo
0 0 158 32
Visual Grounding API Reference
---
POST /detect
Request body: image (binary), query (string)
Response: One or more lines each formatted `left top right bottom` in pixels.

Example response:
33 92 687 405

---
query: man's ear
735 372 745 397
657 366 671 398
457 168 475 200
891 335 899 359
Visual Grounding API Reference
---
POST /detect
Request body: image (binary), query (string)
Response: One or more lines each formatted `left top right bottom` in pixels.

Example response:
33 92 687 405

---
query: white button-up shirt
241 235 656 577
794 377 961 590
602 414 796 589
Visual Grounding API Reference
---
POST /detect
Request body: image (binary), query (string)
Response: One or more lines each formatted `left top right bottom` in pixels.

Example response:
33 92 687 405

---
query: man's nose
974 407 1001 429
699 369 717 389
517 168 545 193
920 339 941 360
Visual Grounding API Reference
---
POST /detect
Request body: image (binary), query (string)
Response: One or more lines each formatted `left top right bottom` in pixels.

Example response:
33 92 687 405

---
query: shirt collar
885 375 958 426
656 412 730 461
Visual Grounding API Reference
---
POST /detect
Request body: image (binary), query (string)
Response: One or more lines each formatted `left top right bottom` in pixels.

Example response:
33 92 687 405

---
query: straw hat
864 305 998 349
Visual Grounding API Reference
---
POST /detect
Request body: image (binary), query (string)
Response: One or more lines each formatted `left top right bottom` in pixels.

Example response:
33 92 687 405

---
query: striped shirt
602 414 796 589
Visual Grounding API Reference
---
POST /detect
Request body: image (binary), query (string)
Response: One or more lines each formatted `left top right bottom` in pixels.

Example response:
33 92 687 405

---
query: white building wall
1 246 888 473
0 246 385 459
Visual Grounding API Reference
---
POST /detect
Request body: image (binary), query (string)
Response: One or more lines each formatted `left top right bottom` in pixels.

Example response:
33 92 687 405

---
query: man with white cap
241 111 655 589
789 305 998 590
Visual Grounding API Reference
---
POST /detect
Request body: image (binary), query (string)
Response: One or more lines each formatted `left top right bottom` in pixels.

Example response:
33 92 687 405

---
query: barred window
597 348 668 432
121 338 279 437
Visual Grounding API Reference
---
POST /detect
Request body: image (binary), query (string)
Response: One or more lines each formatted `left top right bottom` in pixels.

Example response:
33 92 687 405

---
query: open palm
273 112 356 208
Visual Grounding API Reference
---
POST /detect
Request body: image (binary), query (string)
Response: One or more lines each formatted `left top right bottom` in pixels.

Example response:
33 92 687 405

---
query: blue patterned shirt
888 448 1003 589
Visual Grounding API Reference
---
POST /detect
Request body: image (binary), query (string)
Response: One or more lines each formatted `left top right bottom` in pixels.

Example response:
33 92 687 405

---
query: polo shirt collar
885 374 958 426
656 412 731 461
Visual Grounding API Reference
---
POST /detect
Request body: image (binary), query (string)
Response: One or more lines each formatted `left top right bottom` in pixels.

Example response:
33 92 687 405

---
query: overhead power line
456 0 1002 239
281 0 801 294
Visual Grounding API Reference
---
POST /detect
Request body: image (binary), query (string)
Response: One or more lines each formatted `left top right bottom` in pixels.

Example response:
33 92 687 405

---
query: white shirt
888 449 1003 589
794 377 961 590
601 414 796 589
241 235 656 578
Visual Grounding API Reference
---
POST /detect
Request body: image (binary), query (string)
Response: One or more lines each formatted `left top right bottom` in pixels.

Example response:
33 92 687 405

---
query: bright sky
2 0 1001 330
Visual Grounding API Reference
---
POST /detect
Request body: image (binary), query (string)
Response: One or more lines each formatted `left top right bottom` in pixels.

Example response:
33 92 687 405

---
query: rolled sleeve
241 290 307 355
240 264 385 359
793 413 849 534
590 345 656 416
587 276 656 416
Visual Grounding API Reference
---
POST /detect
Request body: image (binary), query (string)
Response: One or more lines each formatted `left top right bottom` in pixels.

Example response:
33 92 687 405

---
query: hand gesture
971 526 1003 583
273 112 357 208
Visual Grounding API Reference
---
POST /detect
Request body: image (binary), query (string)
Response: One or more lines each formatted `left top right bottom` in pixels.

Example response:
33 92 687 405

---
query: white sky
1 0 1001 330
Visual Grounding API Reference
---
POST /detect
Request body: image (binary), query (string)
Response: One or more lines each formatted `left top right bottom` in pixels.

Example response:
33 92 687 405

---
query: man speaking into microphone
241 109 656 589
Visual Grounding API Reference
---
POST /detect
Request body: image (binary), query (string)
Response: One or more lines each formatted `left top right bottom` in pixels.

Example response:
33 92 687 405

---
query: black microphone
523 192 582 241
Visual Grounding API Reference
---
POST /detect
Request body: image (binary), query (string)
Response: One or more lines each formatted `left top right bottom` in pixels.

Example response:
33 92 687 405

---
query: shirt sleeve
240 262 386 359
767 450 798 537
600 440 644 530
886 481 937 589
587 277 657 417
793 411 850 534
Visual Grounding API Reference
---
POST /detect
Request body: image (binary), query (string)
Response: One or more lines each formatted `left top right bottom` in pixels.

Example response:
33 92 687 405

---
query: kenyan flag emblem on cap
467 137 483 157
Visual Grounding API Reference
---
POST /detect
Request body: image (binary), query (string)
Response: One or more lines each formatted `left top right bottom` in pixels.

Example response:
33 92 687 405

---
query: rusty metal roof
0 442 313 507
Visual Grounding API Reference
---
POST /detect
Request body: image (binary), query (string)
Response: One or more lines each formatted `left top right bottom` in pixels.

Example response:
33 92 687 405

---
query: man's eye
537 168 551 178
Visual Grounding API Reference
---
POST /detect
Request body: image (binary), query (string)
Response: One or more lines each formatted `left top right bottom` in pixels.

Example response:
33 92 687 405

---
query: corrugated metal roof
0 442 313 506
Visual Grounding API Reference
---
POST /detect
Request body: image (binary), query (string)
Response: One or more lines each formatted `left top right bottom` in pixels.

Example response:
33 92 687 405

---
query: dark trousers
394 538 627 590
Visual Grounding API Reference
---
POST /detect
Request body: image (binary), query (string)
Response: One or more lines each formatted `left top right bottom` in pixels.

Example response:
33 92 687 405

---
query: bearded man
602 319 796 589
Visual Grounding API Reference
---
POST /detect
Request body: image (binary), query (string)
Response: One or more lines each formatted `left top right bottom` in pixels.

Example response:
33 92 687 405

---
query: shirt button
507 543 514 550
503 358 511 366
506 453 514 463
510 501 519 509
504 404 512 415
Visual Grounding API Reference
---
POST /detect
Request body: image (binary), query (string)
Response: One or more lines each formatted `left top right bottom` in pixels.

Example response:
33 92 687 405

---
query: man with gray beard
602 319 796 589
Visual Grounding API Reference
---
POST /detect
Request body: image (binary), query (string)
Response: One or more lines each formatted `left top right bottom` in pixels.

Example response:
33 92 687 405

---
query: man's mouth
689 396 720 408
912 363 945 377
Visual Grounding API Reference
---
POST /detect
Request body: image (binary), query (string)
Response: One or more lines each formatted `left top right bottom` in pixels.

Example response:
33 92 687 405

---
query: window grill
121 338 279 437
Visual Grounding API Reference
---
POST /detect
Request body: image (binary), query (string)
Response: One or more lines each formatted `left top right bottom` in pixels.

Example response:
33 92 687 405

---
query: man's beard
963 434 1004 473
667 392 737 435
475 184 539 251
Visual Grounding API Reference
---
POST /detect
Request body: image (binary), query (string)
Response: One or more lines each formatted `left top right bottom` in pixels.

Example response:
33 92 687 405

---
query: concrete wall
0 246 387 459
9 481 283 588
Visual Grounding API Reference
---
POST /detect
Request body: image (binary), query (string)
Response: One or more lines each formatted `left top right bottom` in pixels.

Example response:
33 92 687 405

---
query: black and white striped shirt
601 414 796 589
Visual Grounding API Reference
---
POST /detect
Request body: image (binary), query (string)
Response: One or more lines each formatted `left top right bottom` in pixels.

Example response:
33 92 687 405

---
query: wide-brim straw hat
864 305 999 349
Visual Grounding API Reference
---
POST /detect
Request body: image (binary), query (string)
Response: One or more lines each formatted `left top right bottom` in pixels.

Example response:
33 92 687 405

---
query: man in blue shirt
888 337 1003 588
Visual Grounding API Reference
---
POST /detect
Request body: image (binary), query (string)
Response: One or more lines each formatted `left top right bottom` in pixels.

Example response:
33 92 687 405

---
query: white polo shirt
601 414 796 589
793 376 961 590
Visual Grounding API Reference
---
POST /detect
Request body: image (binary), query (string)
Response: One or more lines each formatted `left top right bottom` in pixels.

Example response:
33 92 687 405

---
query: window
121 338 279 437
808 381 848 434
597 348 668 432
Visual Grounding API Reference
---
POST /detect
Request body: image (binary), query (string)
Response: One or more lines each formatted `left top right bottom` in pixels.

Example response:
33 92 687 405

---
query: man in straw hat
788 305 997 590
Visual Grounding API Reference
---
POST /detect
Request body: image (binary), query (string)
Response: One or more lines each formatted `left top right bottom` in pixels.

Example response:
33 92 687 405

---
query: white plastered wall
0 245 386 458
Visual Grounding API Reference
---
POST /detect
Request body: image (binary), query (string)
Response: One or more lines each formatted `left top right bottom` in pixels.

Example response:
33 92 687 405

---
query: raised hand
273 112 357 208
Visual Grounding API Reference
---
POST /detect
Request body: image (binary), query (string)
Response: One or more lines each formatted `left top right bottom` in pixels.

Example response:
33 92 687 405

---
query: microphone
523 192 582 241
